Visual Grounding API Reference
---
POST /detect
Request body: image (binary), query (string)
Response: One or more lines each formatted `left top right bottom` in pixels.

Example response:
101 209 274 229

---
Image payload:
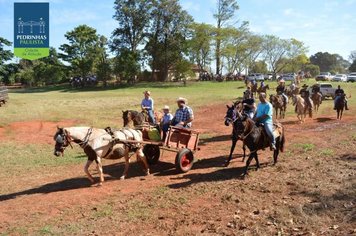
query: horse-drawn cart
111 126 200 173
0 86 9 106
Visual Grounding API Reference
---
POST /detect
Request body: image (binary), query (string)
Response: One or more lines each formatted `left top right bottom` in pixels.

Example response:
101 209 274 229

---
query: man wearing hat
242 90 256 119
300 84 312 111
276 79 288 104
141 91 155 124
161 105 173 140
172 97 194 128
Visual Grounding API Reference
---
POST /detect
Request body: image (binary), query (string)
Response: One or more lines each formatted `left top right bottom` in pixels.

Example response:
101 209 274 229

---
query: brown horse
335 95 346 120
286 87 300 101
311 92 322 113
250 83 258 97
270 94 286 119
257 84 270 94
292 95 306 123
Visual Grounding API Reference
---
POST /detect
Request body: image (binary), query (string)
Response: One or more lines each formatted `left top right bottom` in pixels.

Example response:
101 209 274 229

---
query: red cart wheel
175 148 194 173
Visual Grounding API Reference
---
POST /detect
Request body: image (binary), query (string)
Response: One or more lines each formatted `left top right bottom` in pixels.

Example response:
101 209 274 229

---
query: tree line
0 0 355 86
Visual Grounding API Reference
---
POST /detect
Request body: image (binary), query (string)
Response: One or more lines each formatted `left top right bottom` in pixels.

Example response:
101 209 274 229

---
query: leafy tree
263 36 307 78
146 0 193 81
59 25 99 78
0 63 19 84
0 37 13 65
113 49 140 83
95 36 111 86
304 64 320 77
349 50 356 61
250 60 268 74
310 52 336 72
188 23 214 72
213 0 239 75
173 59 194 81
349 60 356 72
111 0 152 54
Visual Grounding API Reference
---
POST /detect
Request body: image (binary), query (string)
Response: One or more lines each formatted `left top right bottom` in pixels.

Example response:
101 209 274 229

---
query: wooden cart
141 126 200 173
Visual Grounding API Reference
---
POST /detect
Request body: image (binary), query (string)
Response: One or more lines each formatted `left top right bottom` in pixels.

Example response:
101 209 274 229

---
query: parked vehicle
316 72 332 81
332 74 347 82
279 73 296 81
309 83 336 99
264 73 273 80
247 73 264 81
347 72 356 82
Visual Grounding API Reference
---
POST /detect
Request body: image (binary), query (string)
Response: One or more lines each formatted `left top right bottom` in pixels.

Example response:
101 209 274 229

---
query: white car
247 73 264 81
332 74 347 82
280 73 295 81
347 72 356 82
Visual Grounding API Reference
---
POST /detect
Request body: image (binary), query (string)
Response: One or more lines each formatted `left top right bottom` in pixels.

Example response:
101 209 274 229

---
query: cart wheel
175 148 194 173
143 144 160 165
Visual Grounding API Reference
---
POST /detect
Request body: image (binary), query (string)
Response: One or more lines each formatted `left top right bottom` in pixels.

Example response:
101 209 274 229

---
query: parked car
279 73 296 81
332 74 347 82
347 72 356 82
309 83 336 99
316 72 332 81
264 73 273 80
247 73 264 81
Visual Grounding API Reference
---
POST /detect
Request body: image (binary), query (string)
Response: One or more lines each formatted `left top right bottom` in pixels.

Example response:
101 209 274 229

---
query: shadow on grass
0 159 175 202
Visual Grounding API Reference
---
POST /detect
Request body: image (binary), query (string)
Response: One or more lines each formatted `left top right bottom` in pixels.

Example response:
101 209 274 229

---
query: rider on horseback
300 84 313 113
334 85 349 110
311 83 322 104
242 90 256 119
254 93 276 150
276 79 288 104
141 91 156 124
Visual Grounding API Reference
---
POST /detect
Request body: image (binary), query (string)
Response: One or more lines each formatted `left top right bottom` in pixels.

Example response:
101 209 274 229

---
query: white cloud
283 8 294 16
50 8 99 25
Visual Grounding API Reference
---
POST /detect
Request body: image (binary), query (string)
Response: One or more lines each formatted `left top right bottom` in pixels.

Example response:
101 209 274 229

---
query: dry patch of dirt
0 104 355 235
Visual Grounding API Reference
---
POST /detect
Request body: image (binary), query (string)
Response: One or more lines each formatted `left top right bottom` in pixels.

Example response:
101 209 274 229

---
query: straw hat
279 79 285 83
162 105 170 111
176 97 187 103
143 90 151 95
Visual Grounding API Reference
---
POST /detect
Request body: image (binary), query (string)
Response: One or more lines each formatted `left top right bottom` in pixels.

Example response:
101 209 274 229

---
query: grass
293 143 315 153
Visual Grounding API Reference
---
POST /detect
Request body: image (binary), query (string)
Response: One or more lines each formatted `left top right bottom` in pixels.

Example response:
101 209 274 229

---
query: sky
0 0 355 61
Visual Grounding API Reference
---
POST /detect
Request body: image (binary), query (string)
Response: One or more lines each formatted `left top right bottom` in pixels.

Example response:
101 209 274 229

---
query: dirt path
0 104 355 235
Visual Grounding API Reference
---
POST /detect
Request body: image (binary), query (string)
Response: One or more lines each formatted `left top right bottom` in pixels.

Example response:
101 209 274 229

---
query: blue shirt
256 102 273 124
173 106 194 127
162 113 173 124
141 98 154 110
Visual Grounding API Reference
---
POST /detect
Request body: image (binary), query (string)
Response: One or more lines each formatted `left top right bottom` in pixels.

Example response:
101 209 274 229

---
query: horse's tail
280 126 286 152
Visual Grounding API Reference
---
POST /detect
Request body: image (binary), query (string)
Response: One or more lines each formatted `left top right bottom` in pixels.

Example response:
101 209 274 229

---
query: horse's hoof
120 176 126 180
224 161 230 167
96 182 103 187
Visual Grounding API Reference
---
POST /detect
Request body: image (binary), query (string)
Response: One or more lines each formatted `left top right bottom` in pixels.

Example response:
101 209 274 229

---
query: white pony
53 127 149 185
292 95 306 123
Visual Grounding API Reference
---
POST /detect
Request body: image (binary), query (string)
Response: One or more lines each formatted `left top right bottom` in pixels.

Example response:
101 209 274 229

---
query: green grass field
2 80 355 128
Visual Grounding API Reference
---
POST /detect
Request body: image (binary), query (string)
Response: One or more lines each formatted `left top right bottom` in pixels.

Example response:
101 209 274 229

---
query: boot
345 101 349 110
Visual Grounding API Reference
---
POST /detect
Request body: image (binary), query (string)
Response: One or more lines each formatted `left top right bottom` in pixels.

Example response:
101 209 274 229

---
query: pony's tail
280 126 286 152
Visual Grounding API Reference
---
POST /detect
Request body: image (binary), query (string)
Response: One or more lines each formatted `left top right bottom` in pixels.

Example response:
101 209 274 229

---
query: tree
349 50 356 61
95 36 111 86
113 49 140 83
188 23 214 72
349 60 356 72
310 52 336 72
213 0 239 75
304 64 320 77
263 36 307 78
250 60 268 74
111 0 152 54
59 25 99 77
0 37 13 65
146 0 193 81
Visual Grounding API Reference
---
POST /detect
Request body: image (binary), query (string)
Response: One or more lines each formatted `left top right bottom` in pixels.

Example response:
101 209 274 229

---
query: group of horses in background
69 75 98 88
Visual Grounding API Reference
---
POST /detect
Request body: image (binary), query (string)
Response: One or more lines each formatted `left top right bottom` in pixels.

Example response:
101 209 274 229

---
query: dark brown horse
257 84 270 94
335 95 345 120
122 110 146 127
270 94 286 119
250 83 258 97
224 103 246 166
233 112 285 176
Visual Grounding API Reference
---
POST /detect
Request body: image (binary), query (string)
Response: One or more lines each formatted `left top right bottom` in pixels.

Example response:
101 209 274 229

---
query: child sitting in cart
161 105 173 141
